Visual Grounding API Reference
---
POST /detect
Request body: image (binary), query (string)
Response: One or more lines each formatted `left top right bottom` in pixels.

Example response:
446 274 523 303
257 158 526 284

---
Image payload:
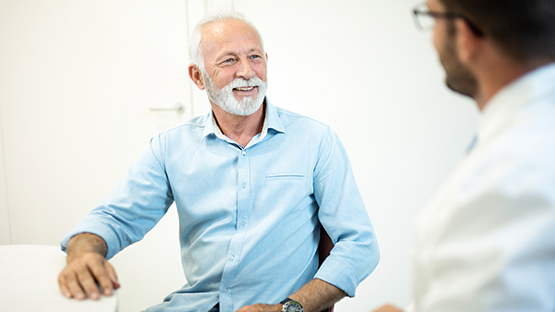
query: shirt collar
476 62 555 144
265 98 286 134
201 97 286 141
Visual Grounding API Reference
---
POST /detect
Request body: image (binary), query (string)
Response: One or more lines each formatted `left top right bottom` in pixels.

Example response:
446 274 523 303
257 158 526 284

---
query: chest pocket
266 173 305 180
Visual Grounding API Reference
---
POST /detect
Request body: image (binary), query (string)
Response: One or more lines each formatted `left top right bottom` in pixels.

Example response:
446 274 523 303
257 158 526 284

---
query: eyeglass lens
416 12 436 29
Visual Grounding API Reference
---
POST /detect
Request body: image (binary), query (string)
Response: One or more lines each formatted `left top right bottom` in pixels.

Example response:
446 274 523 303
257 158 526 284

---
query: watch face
283 301 303 312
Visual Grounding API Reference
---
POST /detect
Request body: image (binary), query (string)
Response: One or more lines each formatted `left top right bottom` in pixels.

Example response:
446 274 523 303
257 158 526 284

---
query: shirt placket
219 147 251 311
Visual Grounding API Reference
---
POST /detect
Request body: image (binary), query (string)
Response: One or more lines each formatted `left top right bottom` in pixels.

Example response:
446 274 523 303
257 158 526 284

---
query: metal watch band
280 298 304 312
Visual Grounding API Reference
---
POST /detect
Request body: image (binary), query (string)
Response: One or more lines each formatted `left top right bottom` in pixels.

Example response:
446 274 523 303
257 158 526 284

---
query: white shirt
410 63 555 312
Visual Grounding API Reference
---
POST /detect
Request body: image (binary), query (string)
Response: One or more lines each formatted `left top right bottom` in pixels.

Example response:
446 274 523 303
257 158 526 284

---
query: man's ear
455 18 481 63
188 64 205 90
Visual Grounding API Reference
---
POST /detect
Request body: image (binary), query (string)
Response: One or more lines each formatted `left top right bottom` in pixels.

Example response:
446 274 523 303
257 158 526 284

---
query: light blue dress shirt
61 100 379 312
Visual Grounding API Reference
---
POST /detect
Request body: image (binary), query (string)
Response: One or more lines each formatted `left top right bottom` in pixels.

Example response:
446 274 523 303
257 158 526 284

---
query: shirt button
241 221 246 227
224 288 229 292
242 183 247 189
230 255 235 260
242 151 246 156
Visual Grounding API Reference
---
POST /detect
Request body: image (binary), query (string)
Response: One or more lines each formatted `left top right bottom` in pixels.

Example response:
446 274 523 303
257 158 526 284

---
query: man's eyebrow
216 48 262 59
215 51 238 59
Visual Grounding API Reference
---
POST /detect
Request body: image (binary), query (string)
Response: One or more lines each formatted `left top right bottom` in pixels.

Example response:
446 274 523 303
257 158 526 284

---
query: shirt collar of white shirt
476 62 555 146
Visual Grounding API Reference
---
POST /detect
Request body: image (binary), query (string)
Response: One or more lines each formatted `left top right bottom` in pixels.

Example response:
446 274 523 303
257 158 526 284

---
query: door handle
149 103 184 114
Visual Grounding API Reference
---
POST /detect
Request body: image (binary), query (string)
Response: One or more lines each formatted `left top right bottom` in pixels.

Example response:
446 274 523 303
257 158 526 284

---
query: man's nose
236 58 255 80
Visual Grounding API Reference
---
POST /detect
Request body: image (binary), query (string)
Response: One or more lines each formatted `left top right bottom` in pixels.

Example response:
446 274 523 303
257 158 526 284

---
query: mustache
227 77 265 89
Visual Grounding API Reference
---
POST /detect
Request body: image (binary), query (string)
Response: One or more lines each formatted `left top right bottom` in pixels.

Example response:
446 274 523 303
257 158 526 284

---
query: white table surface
0 245 118 312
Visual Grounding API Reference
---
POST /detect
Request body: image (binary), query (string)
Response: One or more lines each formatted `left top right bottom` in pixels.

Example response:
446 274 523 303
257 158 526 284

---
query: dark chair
318 228 335 312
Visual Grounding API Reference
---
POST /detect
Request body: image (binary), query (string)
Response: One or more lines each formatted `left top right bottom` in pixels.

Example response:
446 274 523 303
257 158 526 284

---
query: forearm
289 278 347 312
66 233 108 260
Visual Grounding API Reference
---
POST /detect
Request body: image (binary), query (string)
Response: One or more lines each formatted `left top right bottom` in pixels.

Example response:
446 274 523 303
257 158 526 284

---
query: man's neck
211 101 266 148
473 56 552 110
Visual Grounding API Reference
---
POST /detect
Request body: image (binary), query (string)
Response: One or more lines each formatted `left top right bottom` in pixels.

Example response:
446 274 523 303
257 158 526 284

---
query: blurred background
0 0 478 311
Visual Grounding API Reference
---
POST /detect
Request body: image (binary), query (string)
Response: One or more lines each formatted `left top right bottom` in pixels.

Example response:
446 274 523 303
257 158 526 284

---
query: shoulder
154 114 208 140
471 105 555 194
274 105 331 136
496 103 555 167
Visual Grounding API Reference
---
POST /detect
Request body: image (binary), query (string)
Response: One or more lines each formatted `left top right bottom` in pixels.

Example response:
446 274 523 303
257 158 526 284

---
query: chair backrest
318 229 335 312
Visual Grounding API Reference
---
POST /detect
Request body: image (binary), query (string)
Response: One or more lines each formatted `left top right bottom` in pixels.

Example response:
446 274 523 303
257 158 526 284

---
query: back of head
440 0 555 62
189 11 264 69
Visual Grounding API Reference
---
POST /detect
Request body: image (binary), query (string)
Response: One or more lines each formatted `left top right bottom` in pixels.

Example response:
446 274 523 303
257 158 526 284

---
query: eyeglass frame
412 4 484 37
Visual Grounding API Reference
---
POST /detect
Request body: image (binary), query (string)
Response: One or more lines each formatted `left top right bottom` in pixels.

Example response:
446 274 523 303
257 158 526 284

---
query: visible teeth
235 87 255 91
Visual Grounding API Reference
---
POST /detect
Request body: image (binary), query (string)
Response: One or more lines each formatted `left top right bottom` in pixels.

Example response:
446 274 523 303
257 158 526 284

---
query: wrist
67 233 108 258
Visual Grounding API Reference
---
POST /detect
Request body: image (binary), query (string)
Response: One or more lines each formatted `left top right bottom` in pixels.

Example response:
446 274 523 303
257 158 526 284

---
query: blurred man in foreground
374 0 555 311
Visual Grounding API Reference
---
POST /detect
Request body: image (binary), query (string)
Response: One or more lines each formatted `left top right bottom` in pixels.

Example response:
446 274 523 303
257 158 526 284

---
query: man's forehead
201 19 263 54
203 19 258 41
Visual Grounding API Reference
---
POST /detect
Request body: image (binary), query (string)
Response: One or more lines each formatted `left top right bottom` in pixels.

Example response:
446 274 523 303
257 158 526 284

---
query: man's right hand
57 233 120 300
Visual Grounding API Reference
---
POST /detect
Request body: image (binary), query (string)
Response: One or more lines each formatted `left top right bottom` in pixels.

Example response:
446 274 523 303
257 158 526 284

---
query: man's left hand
235 303 282 312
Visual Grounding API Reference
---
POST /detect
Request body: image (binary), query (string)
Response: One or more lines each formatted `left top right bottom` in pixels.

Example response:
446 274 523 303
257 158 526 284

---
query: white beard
202 70 268 116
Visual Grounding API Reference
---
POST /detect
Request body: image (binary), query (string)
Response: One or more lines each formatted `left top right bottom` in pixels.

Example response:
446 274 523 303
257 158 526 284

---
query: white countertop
0 245 118 312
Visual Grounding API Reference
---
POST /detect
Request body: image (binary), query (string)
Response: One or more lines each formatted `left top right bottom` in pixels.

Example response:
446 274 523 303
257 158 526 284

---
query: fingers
105 261 121 290
58 252 118 300
89 258 116 297
76 261 101 300
58 261 93 300
58 273 73 299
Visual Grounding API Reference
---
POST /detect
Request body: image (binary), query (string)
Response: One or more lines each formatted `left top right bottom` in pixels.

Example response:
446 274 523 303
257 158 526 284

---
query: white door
0 0 199 311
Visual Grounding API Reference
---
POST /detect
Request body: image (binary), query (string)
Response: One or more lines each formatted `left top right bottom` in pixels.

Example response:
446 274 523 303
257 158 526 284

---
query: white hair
189 11 265 70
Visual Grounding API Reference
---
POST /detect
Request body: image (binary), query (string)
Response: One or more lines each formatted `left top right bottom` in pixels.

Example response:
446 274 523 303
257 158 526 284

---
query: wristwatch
280 298 304 312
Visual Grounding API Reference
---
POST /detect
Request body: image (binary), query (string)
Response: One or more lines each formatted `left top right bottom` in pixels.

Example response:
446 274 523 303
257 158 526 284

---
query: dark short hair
440 0 555 62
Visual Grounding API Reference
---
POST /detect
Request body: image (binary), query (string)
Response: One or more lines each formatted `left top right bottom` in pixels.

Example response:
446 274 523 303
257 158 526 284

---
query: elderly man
374 0 555 311
58 11 379 312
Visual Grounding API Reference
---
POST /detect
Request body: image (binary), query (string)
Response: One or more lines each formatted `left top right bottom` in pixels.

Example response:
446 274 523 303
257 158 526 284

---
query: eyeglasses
412 3 484 36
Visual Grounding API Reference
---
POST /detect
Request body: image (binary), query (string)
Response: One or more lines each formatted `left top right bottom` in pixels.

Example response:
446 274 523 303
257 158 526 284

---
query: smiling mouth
234 86 257 92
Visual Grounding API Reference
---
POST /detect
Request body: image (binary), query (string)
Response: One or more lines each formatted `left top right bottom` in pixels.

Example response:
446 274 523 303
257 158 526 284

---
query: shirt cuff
314 255 361 297
60 218 123 259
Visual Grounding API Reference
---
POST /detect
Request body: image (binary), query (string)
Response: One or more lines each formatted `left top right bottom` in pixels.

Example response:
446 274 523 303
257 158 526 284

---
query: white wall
0 0 479 311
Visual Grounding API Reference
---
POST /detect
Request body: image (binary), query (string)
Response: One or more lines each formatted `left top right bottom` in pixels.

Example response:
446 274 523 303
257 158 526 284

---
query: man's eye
222 58 235 64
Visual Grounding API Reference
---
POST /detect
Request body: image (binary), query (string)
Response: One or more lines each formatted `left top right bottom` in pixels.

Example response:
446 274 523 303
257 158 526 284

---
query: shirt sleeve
312 127 380 297
60 134 174 259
